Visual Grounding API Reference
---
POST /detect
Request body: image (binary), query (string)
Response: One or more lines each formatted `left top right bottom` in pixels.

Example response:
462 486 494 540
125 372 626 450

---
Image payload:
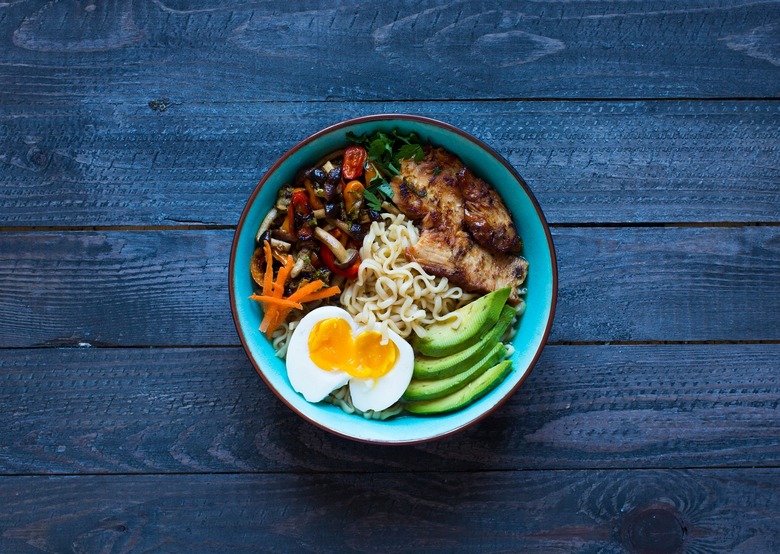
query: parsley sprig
346 129 425 211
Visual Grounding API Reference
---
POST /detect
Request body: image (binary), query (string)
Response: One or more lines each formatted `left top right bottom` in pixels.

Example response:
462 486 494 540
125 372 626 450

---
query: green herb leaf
391 129 421 145
368 138 391 162
396 143 424 163
346 131 366 146
376 180 393 199
364 175 395 211
363 188 383 211
347 128 426 206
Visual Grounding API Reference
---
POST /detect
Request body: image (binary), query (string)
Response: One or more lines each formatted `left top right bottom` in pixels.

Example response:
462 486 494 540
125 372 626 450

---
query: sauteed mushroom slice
327 218 367 244
313 227 359 269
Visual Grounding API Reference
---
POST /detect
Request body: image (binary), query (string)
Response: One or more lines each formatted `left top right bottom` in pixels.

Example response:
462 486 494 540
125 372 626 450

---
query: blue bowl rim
228 113 558 445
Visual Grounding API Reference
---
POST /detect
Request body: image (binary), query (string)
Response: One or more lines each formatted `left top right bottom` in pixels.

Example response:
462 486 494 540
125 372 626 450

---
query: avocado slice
404 342 508 401
413 305 516 380
405 360 514 415
412 287 511 358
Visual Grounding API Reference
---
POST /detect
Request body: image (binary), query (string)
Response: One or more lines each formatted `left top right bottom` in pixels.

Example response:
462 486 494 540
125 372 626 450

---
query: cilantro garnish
346 129 426 211
363 176 395 211
363 188 383 211
396 143 424 163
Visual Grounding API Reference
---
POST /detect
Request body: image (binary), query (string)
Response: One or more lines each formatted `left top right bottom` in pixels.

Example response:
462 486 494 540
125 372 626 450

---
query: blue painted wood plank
0 345 777 474
1 1 779 101
0 228 777 347
1 101 778 226
1 470 778 553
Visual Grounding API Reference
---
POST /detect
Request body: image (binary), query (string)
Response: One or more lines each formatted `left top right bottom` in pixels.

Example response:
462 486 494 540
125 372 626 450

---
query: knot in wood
621 505 687 554
148 98 172 112
27 147 48 168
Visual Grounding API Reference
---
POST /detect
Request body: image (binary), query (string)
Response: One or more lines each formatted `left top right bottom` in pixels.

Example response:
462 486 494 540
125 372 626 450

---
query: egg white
349 325 413 412
286 306 354 403
285 306 414 412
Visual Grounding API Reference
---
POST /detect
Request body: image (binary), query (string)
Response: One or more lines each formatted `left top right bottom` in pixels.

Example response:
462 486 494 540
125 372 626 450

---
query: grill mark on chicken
458 166 522 254
406 230 528 305
389 147 528 304
391 147 465 231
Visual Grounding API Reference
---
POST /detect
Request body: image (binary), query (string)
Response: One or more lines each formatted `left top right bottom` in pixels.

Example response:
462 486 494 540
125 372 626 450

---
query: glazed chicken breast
406 229 528 305
390 147 465 231
458 166 522 254
390 147 528 305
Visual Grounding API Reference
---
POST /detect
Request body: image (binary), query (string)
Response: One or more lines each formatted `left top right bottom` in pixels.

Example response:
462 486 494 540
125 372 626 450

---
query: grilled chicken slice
391 147 522 253
390 147 464 230
458 166 522 254
406 229 528 306
391 146 528 302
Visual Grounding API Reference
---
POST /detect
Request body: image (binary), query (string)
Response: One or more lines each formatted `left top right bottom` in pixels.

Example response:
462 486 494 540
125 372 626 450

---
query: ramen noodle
324 385 404 420
340 212 477 342
269 212 476 355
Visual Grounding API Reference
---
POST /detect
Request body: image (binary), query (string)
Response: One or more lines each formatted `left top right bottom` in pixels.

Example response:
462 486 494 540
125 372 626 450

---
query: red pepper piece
291 188 313 241
319 244 360 279
342 146 366 181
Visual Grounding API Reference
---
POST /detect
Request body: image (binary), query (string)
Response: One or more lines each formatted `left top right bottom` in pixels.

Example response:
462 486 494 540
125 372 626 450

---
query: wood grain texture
1 1 779 102
1 0 777 548
0 227 777 347
0 231 233 347
1 101 778 226
1 344 777 474
1 469 778 553
552 225 780 342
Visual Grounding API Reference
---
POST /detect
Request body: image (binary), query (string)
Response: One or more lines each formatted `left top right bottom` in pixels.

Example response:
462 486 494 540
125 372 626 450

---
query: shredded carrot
288 280 324 302
266 309 289 336
258 240 279 334
297 286 341 303
259 299 281 333
273 255 294 298
271 248 287 264
259 310 275 334
249 295 303 310
262 241 273 296
253 261 342 338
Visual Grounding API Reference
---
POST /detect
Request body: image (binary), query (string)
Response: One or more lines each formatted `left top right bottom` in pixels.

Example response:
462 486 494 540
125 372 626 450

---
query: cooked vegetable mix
248 147 372 338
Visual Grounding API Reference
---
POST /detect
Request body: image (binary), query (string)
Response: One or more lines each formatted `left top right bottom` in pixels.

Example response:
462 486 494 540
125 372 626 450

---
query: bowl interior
230 116 556 443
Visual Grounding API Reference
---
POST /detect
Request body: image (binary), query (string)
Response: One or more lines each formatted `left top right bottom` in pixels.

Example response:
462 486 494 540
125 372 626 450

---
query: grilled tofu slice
458 166 522 254
406 229 528 306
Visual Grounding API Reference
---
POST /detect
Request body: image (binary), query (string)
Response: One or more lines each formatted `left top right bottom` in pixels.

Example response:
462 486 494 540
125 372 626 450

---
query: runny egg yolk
308 317 398 380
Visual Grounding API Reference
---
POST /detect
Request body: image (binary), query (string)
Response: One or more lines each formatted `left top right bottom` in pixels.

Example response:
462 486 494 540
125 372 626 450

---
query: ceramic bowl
229 114 557 444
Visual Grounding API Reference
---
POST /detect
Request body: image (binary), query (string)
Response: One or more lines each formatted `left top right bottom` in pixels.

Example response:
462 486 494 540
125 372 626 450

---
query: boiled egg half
286 306 413 412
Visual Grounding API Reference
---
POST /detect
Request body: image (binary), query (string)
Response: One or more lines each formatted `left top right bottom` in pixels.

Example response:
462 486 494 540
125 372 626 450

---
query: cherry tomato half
342 146 366 181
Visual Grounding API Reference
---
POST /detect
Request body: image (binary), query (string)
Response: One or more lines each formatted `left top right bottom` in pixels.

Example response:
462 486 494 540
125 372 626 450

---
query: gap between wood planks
1 465 778 478
7 97 771 105
0 222 778 232
0 225 236 232
2 340 778 350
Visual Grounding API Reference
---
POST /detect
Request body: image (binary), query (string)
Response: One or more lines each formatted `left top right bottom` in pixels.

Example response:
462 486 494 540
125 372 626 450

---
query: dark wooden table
2 1 779 552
